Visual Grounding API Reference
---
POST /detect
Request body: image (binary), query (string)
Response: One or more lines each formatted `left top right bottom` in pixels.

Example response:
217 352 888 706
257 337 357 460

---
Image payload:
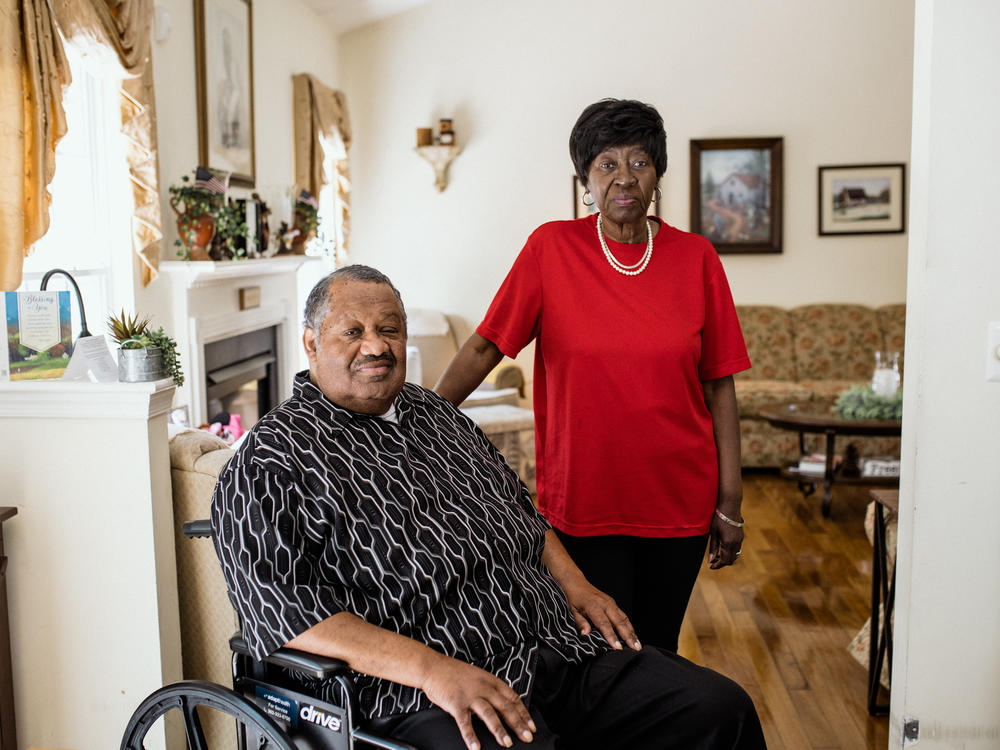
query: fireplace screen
204 326 278 430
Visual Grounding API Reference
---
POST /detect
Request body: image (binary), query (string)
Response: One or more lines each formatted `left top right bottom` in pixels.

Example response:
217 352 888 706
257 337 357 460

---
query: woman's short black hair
569 99 667 186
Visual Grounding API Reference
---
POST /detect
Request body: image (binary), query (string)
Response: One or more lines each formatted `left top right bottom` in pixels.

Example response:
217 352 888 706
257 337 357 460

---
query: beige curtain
54 0 162 286
0 0 71 291
0 0 161 291
293 73 352 262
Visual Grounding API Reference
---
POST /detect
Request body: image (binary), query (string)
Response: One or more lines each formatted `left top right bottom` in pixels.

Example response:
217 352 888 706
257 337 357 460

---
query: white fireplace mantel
160 256 323 425
158 256 317 287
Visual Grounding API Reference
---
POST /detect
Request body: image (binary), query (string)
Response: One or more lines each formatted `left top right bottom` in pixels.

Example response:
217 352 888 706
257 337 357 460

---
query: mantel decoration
195 0 256 186
107 311 184 387
169 168 249 261
690 137 783 254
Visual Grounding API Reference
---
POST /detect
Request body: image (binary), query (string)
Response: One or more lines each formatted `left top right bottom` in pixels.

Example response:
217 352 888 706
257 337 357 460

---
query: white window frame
20 42 134 334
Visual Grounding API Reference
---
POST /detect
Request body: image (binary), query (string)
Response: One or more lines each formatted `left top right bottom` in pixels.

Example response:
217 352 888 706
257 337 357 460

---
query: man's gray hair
302 265 407 332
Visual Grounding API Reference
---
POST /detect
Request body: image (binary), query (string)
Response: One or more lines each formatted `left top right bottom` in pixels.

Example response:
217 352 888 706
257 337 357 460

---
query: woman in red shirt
435 99 750 652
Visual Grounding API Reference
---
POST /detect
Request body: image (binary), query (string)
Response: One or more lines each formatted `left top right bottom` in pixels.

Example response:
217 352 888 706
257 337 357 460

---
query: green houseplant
169 171 250 261
169 174 219 261
107 311 184 387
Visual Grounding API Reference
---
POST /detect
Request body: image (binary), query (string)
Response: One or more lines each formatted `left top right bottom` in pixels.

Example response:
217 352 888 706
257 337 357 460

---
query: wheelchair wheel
121 680 297 750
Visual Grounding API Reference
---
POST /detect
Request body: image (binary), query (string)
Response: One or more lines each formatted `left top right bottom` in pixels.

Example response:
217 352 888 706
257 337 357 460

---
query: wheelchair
121 520 417 750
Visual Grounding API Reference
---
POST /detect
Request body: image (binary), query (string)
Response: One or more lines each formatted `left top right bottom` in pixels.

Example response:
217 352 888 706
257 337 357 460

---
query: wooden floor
677 472 889 750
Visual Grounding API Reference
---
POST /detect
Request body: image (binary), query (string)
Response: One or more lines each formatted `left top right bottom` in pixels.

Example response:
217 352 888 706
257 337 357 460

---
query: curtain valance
0 0 161 291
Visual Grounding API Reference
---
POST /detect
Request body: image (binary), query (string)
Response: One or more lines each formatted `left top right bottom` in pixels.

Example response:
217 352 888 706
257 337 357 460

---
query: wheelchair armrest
182 519 213 539
230 634 352 680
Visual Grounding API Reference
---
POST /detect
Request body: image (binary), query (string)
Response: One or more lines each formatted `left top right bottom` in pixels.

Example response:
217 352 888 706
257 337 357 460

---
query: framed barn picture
195 0 256 186
818 163 906 236
690 137 783 254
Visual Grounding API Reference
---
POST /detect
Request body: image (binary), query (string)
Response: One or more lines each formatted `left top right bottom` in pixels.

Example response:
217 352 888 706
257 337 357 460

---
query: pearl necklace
597 213 653 276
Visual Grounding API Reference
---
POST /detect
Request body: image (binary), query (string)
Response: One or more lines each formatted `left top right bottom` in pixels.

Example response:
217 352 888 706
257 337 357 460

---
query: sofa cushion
799 379 869 400
735 305 797 381
733 380 814 418
791 304 882 381
169 429 234 475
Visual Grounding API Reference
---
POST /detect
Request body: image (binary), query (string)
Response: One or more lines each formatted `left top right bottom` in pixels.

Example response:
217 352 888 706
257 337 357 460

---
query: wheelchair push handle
182 519 213 539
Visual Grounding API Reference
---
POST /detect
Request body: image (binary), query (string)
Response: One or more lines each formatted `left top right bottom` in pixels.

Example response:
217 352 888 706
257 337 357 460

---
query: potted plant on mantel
107 311 185 387
169 174 219 261
168 170 250 261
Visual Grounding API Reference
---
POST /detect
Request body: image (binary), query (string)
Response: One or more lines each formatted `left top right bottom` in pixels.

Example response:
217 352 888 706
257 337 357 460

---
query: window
18 42 132 337
312 130 346 262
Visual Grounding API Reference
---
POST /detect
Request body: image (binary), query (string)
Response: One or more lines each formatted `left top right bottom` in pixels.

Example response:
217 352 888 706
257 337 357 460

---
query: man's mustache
353 352 396 369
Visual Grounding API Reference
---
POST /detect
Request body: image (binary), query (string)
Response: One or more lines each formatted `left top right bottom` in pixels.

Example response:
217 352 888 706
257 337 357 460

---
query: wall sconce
414 119 462 192
414 144 463 192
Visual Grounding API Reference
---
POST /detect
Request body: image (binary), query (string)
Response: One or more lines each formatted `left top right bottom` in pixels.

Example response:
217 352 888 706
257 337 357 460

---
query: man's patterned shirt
211 372 606 717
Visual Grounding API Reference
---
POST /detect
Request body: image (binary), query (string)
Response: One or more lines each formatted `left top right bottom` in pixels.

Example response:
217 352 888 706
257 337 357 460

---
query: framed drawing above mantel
690 137 783 254
194 0 256 187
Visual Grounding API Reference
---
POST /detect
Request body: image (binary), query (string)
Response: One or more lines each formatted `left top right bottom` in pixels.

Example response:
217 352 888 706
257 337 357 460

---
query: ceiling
298 0 430 34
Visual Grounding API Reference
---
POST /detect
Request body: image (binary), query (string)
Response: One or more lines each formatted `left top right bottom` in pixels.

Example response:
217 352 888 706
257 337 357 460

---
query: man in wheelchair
211 265 766 750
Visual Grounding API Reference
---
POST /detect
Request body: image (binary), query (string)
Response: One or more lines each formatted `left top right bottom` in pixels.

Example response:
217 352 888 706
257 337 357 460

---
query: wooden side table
0 507 17 750
758 401 902 517
868 489 898 715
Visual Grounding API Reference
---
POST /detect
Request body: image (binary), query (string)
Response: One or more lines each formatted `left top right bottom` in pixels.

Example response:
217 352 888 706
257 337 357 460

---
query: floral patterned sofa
735 303 906 468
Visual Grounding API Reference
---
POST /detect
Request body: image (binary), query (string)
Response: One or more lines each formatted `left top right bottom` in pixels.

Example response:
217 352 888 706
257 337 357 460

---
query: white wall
138 0 341 329
339 0 914 343
891 0 1000 746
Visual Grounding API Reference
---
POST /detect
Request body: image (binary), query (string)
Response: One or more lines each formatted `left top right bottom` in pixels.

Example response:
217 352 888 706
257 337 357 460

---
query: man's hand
420 656 537 750
560 577 641 651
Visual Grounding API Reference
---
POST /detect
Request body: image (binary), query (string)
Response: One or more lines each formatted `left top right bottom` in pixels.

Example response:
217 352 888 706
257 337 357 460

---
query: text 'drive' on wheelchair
121 520 417 750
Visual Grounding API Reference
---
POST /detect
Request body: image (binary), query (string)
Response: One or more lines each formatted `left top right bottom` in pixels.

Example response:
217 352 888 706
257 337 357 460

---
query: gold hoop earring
582 190 595 207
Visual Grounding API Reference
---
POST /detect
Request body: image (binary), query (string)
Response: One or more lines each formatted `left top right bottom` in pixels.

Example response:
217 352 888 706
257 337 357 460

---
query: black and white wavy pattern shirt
211 372 606 718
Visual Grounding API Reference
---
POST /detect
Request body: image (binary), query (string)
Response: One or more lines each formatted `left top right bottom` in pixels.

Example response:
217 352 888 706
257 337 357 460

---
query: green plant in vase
212 199 250 260
107 310 184 387
169 174 221 261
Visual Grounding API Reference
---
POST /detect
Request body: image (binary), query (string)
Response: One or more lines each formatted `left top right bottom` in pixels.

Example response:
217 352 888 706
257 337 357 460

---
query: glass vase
871 351 901 399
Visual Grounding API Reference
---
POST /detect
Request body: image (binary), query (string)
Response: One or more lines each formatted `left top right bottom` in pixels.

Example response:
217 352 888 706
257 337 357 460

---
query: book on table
861 457 901 478
797 453 827 476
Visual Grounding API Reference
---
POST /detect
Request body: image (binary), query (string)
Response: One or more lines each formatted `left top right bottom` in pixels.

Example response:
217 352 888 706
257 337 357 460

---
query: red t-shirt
478 214 750 537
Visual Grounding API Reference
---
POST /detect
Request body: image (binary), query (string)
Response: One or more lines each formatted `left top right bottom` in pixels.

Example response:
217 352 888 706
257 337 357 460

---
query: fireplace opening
204 326 279 431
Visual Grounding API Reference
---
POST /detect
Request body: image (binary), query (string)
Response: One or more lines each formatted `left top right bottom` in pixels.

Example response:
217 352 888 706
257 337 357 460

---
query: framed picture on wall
195 0 256 187
689 137 783 254
818 163 906 236
573 176 661 219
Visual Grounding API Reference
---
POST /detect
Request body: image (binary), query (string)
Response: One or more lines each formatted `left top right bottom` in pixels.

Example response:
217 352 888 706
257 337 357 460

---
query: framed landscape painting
195 0 256 186
690 137 783 254
818 163 906 236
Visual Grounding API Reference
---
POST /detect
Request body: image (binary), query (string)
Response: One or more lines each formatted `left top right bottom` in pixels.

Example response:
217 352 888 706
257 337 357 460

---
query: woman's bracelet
715 508 745 528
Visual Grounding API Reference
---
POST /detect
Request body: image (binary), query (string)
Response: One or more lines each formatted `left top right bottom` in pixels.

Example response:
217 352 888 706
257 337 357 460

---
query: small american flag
194 167 227 195
297 189 319 210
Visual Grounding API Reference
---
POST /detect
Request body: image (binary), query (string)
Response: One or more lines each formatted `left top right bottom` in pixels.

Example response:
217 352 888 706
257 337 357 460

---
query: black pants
555 531 709 652
372 645 766 750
